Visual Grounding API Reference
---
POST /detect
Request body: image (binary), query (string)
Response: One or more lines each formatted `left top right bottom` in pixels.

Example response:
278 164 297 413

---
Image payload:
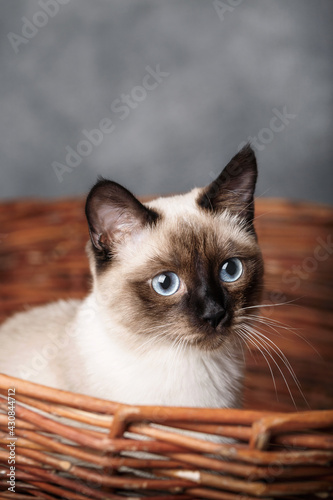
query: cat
0 145 263 409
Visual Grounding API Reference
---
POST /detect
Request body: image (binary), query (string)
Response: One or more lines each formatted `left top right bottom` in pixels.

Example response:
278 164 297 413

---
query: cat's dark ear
197 144 257 224
85 179 159 260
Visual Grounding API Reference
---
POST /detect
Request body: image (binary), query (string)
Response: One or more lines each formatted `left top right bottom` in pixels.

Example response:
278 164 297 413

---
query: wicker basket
0 373 333 500
0 196 332 499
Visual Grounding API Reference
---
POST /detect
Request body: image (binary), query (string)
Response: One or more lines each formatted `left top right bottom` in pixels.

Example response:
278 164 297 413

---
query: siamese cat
0 145 263 409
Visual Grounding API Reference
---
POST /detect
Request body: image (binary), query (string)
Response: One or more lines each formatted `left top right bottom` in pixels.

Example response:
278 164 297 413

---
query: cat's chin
183 327 234 352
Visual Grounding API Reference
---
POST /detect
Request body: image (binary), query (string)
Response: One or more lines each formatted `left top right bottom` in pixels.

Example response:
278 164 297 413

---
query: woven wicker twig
0 373 332 499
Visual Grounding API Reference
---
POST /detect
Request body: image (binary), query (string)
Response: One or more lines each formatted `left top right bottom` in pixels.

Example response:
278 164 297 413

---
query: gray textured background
1 0 332 204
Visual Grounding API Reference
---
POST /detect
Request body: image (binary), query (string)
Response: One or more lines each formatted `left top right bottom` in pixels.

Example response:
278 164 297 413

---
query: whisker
242 324 309 409
252 210 274 222
133 328 174 354
240 299 302 311
235 334 246 365
245 325 305 399
237 328 279 400
246 314 321 357
242 327 297 407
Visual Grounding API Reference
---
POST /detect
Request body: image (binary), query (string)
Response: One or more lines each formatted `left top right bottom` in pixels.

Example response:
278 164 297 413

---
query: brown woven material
0 196 332 499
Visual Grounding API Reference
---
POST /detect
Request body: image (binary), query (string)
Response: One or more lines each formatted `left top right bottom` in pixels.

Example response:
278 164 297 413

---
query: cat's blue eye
220 258 243 283
152 272 180 296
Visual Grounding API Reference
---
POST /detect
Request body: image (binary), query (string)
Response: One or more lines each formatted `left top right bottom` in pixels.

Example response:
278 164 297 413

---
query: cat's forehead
146 188 251 245
146 188 203 217
114 189 258 273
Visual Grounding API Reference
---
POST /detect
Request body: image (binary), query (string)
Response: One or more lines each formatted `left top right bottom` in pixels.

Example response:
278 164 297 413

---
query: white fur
0 293 244 408
68 295 244 406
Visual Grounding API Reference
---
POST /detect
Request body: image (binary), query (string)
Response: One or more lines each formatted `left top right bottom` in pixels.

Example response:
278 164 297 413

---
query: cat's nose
203 309 227 329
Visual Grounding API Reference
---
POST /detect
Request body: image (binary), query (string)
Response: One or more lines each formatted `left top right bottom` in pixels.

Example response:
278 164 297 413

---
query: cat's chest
107 349 230 407
71 301 243 408
82 346 239 408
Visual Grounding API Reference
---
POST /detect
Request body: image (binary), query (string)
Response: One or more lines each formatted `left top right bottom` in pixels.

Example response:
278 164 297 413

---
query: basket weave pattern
0 197 332 499
0 373 333 499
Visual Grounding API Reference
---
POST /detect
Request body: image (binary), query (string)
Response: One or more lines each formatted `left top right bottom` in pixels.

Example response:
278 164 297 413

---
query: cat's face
85 146 264 352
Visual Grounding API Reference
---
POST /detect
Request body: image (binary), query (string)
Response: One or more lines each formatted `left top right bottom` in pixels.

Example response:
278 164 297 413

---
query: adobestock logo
213 0 244 21
7 0 70 54
264 233 333 318
238 106 296 152
52 64 170 183
18 303 97 380
282 234 333 292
